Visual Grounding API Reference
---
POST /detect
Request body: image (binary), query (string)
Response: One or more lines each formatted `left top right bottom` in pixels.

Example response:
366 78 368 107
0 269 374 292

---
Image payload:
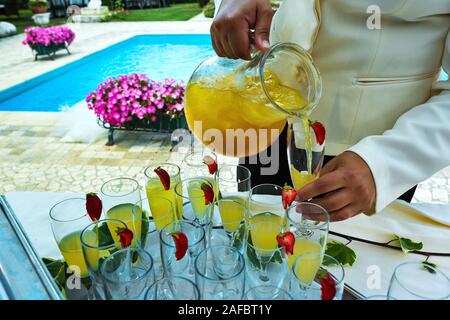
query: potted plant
29 0 48 14
22 26 76 60
86 74 187 145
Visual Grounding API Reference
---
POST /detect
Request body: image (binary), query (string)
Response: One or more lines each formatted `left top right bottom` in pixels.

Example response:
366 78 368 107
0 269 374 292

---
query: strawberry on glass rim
154 167 170 190
86 193 102 222
277 231 295 255
282 184 297 209
309 120 326 146
317 269 337 300
203 155 218 175
116 227 134 248
172 231 188 260
201 182 215 205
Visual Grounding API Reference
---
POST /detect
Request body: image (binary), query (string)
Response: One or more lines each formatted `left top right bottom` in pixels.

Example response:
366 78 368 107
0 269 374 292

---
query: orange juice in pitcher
185 43 322 158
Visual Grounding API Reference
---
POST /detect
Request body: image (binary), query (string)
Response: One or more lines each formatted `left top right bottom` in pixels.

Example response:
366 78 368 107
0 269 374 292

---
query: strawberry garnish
318 270 337 300
154 167 170 190
282 184 297 209
203 155 218 175
276 231 295 255
86 193 102 222
310 121 326 145
171 231 188 260
201 182 214 205
116 227 134 248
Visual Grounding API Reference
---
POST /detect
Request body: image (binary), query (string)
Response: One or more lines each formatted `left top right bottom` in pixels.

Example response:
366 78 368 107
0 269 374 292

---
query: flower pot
97 114 188 146
31 6 48 14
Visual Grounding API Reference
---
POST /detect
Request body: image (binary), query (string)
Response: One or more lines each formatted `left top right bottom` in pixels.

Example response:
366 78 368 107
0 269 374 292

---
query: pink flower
86 75 185 126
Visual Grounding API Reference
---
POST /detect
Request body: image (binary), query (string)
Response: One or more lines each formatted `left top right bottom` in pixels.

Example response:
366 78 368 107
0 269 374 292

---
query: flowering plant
86 73 185 127
22 26 75 48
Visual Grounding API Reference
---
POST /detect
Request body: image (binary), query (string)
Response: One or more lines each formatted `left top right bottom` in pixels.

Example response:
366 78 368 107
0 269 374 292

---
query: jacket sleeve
348 30 450 213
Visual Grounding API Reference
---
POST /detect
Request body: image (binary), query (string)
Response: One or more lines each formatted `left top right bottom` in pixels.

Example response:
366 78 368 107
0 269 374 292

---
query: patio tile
128 146 146 153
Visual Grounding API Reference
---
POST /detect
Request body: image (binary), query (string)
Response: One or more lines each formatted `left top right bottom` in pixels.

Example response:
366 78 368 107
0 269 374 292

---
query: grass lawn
112 3 202 22
0 4 202 35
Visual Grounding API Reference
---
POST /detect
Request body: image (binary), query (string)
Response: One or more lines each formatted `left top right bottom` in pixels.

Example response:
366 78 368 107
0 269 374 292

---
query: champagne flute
387 262 450 300
101 177 143 248
210 199 247 250
49 198 93 299
160 220 206 282
217 164 251 204
245 220 288 288
194 245 246 300
145 276 200 300
182 150 218 198
287 202 329 269
292 252 345 300
49 198 93 279
248 184 287 230
101 247 155 300
144 163 182 220
287 120 325 190
80 218 128 300
244 285 294 300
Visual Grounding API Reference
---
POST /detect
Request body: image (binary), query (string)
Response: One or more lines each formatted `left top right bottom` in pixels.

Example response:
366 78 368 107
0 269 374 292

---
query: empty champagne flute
101 177 143 248
195 245 245 300
101 247 155 300
160 220 206 282
144 228 163 280
244 285 294 300
387 261 450 300
292 252 345 300
145 276 200 300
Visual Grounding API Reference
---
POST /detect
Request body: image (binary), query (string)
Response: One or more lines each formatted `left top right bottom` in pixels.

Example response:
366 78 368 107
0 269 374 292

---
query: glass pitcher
185 42 322 158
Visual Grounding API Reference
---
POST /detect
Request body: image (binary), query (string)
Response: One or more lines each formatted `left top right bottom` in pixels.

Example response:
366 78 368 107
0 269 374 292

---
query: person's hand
211 0 273 60
297 151 377 222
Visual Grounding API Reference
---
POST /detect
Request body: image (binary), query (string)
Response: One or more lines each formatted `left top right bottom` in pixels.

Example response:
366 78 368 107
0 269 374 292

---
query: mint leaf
42 257 65 278
422 261 437 274
392 235 423 254
140 210 150 246
231 223 246 251
42 257 68 293
324 240 356 267
97 222 114 246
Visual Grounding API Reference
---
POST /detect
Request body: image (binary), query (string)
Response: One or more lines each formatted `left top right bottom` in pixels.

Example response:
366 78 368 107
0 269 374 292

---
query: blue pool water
0 34 214 112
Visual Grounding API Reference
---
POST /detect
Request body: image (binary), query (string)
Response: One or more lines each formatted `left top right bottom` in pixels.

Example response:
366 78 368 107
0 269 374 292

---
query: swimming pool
0 34 214 112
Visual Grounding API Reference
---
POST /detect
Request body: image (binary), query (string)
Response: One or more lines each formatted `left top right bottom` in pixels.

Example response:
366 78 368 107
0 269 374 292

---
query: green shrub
203 1 215 18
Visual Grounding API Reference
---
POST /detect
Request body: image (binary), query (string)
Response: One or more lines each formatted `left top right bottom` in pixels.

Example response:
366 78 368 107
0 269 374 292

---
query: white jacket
214 0 450 213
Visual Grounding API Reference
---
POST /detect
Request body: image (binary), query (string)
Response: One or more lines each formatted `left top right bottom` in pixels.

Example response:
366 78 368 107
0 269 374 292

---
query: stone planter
32 12 51 26
97 113 188 146
31 42 71 60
